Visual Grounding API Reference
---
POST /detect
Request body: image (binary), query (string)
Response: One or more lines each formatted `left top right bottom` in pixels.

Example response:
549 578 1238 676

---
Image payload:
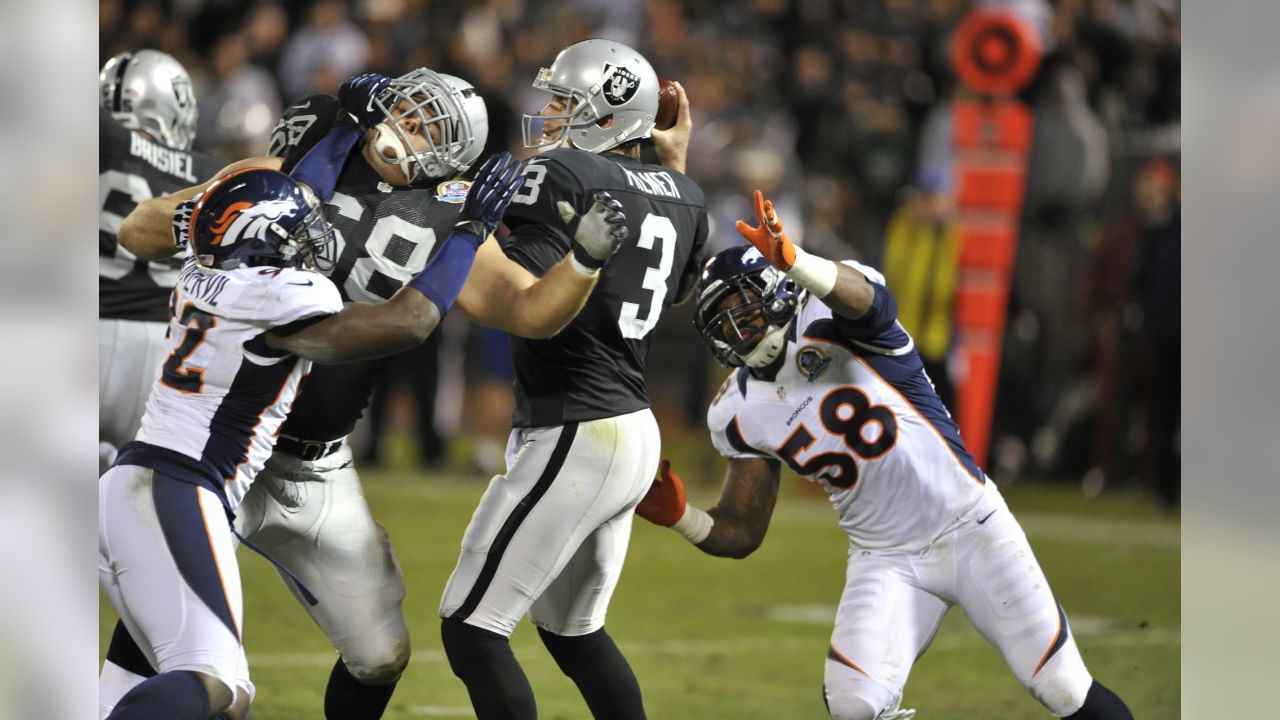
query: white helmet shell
522 38 659 154
99 49 198 150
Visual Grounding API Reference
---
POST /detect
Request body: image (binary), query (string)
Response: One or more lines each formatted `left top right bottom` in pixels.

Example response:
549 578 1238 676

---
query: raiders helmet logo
171 75 194 110
601 63 640 106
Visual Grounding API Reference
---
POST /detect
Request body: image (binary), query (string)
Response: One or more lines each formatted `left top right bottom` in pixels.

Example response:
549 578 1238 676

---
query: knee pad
1027 649 1093 716
341 636 411 684
823 663 907 720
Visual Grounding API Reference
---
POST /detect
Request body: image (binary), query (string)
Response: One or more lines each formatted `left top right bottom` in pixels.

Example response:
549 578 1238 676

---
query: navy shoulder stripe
726 416 766 456
735 366 750 397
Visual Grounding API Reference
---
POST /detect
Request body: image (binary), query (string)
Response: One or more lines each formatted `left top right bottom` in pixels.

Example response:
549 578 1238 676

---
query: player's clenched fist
558 191 629 273
735 189 796 271
636 459 687 527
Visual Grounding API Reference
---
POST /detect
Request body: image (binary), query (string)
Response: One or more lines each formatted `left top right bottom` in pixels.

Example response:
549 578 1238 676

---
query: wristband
671 503 713 544
786 246 839 298
288 122 362 203
569 254 601 277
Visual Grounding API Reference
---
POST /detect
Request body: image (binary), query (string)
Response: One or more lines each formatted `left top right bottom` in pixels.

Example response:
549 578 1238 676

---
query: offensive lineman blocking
636 191 1134 720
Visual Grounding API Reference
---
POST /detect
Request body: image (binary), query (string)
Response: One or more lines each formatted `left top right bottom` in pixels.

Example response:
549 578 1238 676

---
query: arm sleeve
830 260 901 342
499 156 587 276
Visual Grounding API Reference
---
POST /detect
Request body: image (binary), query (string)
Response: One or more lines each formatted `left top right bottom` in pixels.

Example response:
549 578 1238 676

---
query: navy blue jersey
501 148 708 427
99 108 224 321
268 95 467 441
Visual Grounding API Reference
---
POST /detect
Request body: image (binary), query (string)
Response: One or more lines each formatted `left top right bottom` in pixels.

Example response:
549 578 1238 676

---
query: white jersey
708 261 987 551
131 254 343 509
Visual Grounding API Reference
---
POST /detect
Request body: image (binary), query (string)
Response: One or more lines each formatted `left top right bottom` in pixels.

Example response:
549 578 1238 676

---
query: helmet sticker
436 180 471 204
601 63 640 106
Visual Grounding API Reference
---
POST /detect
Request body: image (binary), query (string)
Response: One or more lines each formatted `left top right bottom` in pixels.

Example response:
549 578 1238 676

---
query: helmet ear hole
595 114 614 129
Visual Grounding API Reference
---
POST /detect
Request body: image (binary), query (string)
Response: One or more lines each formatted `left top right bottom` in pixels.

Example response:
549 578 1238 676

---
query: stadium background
99 0 1180 717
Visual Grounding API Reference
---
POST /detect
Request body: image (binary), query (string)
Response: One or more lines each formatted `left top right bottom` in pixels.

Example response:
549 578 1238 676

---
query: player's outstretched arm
636 457 782 559
268 152 526 362
119 156 284 261
735 189 877 320
456 191 629 339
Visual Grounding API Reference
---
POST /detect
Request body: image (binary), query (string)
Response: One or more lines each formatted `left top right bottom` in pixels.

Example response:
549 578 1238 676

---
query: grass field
99 458 1180 719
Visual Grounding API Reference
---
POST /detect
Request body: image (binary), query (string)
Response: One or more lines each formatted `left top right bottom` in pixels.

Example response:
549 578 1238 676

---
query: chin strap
371 123 418 184
739 322 790 368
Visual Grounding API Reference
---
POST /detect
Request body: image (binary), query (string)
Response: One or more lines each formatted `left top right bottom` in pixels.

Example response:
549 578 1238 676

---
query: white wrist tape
569 254 601 277
786 246 839 298
671 503 713 544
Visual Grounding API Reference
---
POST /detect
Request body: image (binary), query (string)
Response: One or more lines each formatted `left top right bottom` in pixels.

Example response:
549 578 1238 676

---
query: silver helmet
522 38 659 154
99 49 198 150
368 68 488 186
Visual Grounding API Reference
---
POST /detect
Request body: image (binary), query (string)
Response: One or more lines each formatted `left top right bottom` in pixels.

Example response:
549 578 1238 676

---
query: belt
275 434 345 461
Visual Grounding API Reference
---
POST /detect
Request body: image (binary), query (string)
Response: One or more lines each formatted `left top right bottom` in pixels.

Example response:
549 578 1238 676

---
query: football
655 77 679 130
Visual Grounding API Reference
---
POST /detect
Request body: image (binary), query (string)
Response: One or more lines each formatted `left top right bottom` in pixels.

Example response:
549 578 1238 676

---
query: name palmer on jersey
132 255 343 510
707 261 988 552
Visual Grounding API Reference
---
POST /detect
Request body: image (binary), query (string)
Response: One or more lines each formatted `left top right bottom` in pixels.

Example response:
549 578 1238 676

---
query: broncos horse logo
208 199 301 247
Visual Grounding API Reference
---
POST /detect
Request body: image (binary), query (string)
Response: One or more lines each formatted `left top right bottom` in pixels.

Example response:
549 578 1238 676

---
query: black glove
560 191 629 271
337 73 392 129
455 152 526 240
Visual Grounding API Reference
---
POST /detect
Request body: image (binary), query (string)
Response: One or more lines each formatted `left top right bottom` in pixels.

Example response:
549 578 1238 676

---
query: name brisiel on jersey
129 131 196 182
178 261 230 306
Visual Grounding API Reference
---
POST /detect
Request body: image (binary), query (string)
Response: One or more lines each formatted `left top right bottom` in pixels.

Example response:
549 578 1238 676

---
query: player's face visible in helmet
535 94 616 150
362 98 444 187
714 288 770 357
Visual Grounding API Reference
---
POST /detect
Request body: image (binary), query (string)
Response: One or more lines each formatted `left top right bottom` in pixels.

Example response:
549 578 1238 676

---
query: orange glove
635 459 687 527
734 189 796 271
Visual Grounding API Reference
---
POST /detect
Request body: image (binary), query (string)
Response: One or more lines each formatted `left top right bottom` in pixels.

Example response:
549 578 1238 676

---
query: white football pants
823 482 1094 719
234 441 411 683
440 408 661 637
98 464 252 706
99 319 166 452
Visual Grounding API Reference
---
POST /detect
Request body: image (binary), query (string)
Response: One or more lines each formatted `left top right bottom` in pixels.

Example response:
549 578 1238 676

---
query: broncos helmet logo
208 199 301 247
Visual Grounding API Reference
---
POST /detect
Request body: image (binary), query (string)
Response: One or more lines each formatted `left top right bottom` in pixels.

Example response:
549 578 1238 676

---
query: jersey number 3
618 213 676 339
161 303 216 394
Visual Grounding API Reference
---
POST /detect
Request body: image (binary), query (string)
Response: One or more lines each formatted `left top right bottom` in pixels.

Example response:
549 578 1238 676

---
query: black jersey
99 108 224 321
501 148 708 427
269 95 467 441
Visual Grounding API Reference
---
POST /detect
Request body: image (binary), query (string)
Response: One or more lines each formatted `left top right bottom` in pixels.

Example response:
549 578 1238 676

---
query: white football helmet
99 49 198 150
370 68 489 186
521 38 659 154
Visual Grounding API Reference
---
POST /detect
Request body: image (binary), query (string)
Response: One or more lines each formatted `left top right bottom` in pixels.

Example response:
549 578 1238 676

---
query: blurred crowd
100 0 1180 505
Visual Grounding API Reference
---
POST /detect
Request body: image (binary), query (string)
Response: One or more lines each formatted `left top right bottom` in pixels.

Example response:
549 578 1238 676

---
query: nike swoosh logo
289 279 314 286
976 509 997 525
366 97 376 113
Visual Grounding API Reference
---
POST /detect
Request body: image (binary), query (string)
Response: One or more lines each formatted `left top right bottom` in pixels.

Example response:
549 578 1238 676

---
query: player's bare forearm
458 239 597 339
696 457 782 559
119 156 284 261
821 264 878 322
265 287 440 364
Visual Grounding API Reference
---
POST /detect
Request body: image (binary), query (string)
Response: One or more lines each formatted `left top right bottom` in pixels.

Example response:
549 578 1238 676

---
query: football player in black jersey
110 69 634 720
437 39 707 720
98 50 225 476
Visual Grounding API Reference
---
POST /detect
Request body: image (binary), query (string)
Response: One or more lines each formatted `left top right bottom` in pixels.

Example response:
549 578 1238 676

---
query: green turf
100 471 1179 719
